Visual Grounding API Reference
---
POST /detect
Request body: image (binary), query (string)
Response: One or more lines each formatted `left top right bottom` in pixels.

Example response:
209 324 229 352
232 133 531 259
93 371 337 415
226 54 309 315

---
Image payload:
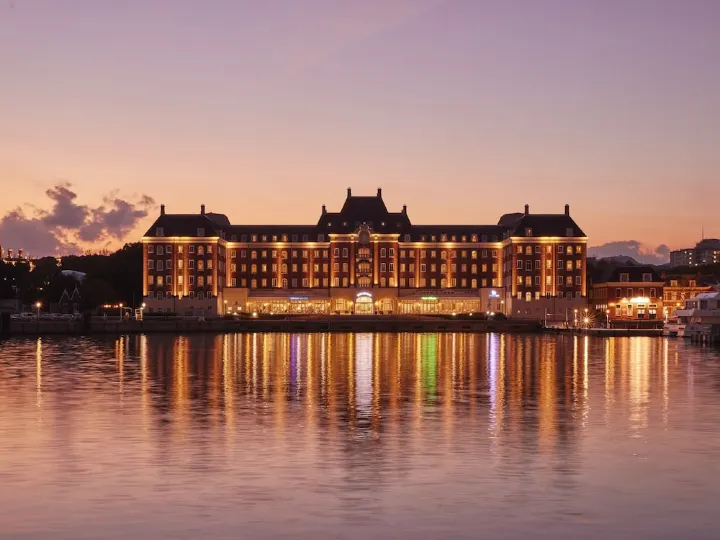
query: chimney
402 204 407 215
160 204 165 215
200 204 206 215
377 187 382 198
524 204 529 215
322 204 327 215
564 204 570 216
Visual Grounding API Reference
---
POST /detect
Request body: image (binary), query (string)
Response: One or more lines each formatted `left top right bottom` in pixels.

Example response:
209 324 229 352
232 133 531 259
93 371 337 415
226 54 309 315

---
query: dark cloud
589 241 670 264
0 183 155 256
40 183 89 229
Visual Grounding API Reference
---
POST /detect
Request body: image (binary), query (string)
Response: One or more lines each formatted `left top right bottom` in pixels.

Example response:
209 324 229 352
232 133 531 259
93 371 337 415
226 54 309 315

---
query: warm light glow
629 297 650 304
583 317 589 324
35 302 41 308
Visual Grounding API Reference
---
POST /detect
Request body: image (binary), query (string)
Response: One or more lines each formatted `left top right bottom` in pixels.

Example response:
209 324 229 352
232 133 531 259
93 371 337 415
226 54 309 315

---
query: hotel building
589 266 665 321
142 189 587 317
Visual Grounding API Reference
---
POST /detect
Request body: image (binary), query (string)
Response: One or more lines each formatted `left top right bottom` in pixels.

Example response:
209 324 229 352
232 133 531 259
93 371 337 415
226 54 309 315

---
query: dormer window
197 228 205 237
231 234 237 241
404 234 411 242
620 273 629 282
472 235 478 242
318 234 325 242
566 228 574 236
156 227 164 237
525 228 533 237
642 273 652 282
302 235 309 241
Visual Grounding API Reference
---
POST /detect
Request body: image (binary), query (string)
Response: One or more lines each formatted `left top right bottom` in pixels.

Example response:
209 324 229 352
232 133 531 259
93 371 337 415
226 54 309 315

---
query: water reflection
2 333 720 539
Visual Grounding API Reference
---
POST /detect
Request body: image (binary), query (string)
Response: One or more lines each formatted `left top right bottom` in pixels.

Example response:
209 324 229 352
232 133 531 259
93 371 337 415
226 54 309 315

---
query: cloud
589 241 670 264
0 183 155 256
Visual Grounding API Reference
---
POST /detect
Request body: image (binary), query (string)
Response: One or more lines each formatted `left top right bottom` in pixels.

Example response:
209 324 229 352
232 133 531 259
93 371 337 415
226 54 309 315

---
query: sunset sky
1 0 719 259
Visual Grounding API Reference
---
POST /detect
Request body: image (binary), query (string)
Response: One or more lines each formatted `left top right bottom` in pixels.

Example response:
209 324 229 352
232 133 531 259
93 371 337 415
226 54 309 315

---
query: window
334 248 339 257
421 264 426 272
525 261 532 271
492 250 497 258
650 287 656 297
381 263 387 272
627 288 633 297
517 276 523 285
558 276 563 285
620 273 629 282
566 261 573 271
517 245 523 254
566 276 573 286
404 234 411 241
576 260 582 269
545 260 552 269
441 264 447 273
155 227 164 237
198 276 204 287
535 260 541 269
517 260 523 269
318 234 325 242
566 228 574 237
342 248 348 257
381 248 387 257
616 288 622 297
642 273 652 282
197 228 205 237
525 227 533 237
535 245 541 253
575 276 582 285
558 259 563 270
534 276 540 285
558 246 564 254
147 260 155 270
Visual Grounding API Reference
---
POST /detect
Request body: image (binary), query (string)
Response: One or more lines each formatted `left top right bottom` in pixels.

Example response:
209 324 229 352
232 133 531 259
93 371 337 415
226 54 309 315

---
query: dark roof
316 194 412 233
206 213 231 227
143 214 224 238
143 191 587 242
503 214 586 238
597 265 663 283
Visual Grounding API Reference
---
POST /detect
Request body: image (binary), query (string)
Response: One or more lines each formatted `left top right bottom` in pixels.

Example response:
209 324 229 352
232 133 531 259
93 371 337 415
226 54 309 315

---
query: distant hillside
588 240 670 264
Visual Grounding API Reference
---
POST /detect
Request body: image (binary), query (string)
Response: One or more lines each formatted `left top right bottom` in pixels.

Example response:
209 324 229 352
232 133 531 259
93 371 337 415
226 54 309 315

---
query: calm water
1 333 720 539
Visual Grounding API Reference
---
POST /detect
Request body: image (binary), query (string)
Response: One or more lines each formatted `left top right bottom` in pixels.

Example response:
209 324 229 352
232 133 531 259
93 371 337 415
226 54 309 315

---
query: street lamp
573 308 578 328
119 302 123 321
606 309 610 329
583 316 589 328
35 301 41 319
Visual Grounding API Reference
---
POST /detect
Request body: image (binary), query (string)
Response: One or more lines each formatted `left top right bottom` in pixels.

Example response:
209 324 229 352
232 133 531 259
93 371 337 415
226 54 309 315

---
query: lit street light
35 301 41 319
606 309 610 329
119 302 124 321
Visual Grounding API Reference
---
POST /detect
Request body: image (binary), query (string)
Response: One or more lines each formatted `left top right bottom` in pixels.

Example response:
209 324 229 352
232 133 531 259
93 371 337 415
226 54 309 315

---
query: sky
1 0 719 260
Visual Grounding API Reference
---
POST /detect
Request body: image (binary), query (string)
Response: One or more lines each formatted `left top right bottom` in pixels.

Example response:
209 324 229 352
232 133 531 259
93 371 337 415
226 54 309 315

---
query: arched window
281 264 288 273
441 264 447 273
251 264 257 274
282 278 288 288
441 278 447 288
471 279 477 288
381 248 387 257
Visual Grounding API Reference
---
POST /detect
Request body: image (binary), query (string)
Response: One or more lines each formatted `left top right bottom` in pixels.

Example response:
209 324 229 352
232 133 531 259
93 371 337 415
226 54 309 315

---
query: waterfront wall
4 316 542 336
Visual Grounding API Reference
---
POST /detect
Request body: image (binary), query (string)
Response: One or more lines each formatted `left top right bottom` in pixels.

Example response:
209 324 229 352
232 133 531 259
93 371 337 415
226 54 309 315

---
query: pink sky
1 0 719 254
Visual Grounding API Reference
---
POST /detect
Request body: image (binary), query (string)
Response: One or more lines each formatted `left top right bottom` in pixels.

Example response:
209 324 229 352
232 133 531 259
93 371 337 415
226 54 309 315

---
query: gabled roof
316 191 411 233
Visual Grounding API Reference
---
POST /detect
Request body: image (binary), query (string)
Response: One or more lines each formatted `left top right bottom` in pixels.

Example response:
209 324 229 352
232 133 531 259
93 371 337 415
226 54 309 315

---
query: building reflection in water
5 331 719 510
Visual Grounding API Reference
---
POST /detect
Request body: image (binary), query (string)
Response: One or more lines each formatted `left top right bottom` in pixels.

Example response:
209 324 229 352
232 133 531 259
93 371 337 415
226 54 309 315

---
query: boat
664 291 720 338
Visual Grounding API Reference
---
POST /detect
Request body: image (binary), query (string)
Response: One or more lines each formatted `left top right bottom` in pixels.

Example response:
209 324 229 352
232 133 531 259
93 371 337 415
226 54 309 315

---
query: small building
662 277 713 317
59 286 81 314
590 266 664 321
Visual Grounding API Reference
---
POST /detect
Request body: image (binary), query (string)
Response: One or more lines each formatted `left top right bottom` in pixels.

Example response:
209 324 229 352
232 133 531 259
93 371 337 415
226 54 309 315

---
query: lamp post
573 309 578 328
35 301 41 319
119 302 123 321
606 309 610 329
224 300 228 314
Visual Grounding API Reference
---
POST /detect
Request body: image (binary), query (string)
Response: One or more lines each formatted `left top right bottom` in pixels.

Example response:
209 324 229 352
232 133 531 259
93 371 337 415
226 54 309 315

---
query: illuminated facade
141 189 587 316
590 266 665 320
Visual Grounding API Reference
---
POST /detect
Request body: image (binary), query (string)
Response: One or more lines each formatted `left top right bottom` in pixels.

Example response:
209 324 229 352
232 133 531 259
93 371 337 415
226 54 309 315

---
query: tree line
0 243 142 312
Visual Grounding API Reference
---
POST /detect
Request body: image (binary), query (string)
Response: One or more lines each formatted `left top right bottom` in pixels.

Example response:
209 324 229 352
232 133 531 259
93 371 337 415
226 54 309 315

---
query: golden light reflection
35 337 42 414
